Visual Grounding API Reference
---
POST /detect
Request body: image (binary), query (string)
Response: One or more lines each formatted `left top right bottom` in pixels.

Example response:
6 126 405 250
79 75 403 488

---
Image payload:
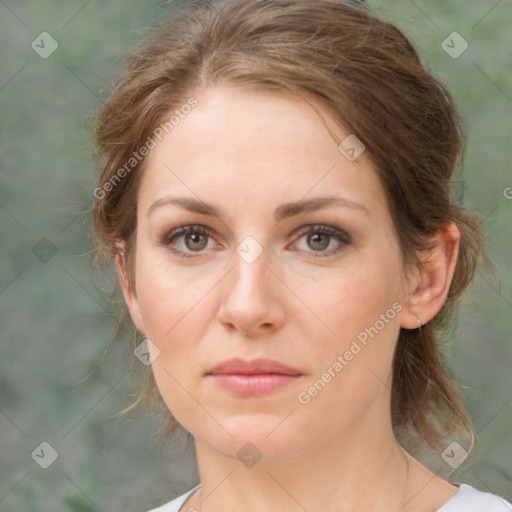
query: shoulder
437 484 512 512
145 484 201 512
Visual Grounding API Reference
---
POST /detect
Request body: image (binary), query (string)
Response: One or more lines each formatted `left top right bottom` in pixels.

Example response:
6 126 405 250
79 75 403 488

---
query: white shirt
146 483 512 512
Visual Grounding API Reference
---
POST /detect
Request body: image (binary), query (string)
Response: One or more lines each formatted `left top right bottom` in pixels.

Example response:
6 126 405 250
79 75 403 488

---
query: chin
195 413 311 466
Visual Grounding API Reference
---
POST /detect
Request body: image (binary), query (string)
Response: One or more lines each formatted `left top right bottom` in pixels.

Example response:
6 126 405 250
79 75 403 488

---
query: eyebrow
147 195 369 222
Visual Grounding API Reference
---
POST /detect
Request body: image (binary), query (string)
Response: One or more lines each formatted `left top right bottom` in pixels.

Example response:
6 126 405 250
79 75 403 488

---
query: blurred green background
0 0 510 510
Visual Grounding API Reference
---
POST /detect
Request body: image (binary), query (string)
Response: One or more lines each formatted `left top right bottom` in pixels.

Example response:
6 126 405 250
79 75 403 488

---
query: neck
191 415 409 512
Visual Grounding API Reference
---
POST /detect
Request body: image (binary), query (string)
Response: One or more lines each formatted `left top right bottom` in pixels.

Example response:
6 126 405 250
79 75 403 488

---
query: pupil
186 233 207 251
309 233 329 251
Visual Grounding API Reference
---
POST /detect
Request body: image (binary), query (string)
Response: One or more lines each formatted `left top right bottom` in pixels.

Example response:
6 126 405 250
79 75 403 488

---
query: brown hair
91 0 490 459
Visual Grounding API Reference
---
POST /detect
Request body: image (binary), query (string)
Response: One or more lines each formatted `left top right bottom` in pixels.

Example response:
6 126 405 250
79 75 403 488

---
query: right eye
160 224 219 258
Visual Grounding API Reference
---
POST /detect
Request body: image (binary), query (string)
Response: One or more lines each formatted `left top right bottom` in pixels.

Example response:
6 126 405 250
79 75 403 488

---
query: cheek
132 246 221 397
296 246 403 398
134 246 213 338
133 254 212 428
301 250 402 344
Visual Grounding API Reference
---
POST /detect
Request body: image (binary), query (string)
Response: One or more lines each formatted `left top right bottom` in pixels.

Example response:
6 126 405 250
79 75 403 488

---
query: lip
208 358 302 376
206 358 303 397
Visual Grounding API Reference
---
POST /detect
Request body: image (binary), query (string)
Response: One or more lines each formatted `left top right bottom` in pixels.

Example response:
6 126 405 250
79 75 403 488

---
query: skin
118 83 461 511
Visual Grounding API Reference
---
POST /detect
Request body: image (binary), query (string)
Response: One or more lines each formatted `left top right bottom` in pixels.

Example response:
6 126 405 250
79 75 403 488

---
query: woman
91 0 512 510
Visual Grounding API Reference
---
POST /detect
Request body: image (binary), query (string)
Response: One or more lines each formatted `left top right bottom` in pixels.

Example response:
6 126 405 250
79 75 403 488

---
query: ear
400 222 460 329
115 241 146 336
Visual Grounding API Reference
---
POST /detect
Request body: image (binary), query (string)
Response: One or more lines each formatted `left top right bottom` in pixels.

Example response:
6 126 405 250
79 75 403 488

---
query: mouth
206 358 304 397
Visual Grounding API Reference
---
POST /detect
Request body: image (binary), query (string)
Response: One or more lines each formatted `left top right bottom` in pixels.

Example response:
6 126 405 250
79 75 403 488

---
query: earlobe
400 222 460 330
115 241 146 336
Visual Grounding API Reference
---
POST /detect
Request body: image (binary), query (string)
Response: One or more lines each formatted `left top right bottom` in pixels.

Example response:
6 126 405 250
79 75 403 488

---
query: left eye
290 225 351 257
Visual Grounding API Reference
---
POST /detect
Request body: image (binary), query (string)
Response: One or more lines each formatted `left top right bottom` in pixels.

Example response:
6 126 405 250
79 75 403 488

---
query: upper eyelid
288 225 351 250
163 223 348 240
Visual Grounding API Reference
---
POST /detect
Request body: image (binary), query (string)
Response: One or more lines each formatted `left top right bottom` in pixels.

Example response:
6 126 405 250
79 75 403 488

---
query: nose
217 246 286 337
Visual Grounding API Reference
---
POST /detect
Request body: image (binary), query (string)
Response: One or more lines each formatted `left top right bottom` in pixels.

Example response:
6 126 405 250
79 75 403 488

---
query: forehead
138 84 387 219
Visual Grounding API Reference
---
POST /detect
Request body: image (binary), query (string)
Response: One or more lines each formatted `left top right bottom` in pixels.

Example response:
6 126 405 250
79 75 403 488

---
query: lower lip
209 373 302 396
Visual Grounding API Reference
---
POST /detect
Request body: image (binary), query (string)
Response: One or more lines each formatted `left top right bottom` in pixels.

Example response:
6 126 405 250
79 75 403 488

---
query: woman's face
124 84 412 463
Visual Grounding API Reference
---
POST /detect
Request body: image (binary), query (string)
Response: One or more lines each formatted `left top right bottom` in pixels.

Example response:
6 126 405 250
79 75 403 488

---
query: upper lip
207 358 302 376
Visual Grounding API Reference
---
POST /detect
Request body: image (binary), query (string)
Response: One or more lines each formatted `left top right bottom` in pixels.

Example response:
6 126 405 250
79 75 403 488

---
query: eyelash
159 224 351 259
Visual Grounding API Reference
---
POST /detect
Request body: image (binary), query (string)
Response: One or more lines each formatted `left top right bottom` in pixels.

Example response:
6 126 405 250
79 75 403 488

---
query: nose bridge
217 235 284 334
229 236 271 299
